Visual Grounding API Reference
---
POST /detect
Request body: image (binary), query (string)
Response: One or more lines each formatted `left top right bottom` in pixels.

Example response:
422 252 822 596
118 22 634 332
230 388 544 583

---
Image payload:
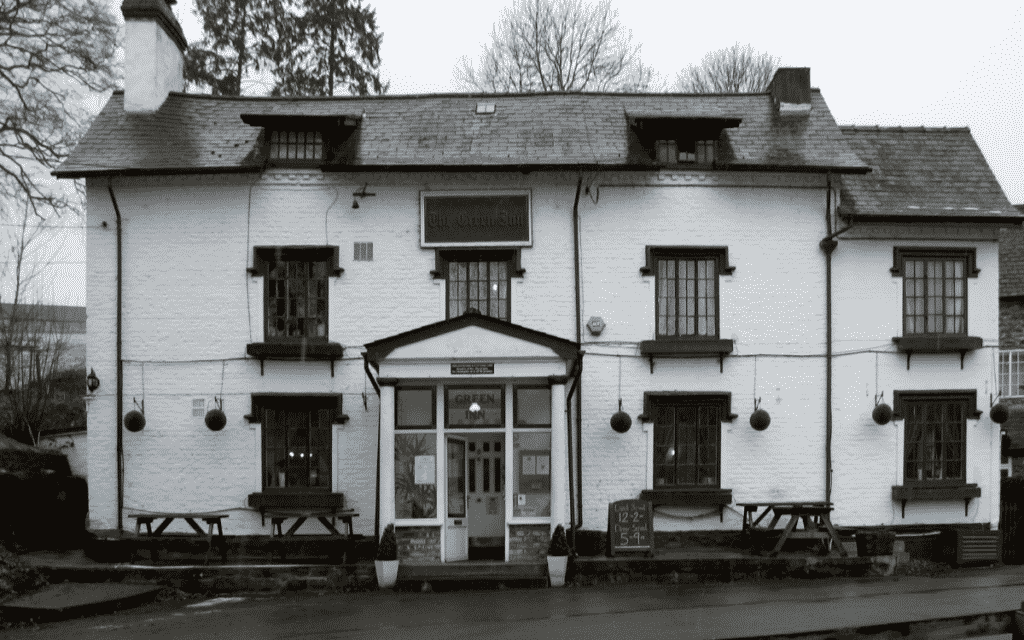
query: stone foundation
509 524 549 561
396 526 441 562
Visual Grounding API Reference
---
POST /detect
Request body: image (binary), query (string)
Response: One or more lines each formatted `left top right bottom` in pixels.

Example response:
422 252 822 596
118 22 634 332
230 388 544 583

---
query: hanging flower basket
991 402 1010 424
205 408 227 431
610 411 632 433
123 410 146 432
750 409 770 431
872 403 893 425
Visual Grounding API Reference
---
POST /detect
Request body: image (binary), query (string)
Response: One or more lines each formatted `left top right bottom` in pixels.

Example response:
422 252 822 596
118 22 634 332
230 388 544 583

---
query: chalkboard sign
607 500 654 557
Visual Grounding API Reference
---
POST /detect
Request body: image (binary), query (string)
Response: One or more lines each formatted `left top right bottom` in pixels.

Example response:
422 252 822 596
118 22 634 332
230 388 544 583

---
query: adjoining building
55 0 1022 561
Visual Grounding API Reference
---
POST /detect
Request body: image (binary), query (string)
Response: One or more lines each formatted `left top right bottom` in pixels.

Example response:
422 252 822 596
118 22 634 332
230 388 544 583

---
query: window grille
903 257 966 335
193 398 205 417
266 259 328 340
657 257 717 338
268 130 323 161
1000 350 1024 397
447 259 509 321
903 398 966 483
653 402 721 487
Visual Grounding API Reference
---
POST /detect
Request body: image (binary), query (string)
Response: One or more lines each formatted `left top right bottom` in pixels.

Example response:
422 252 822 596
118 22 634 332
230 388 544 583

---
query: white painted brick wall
84 170 1001 536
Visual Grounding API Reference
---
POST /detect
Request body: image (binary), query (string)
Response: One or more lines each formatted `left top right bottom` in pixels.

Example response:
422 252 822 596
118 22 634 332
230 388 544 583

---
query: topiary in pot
375 523 399 588
547 524 570 587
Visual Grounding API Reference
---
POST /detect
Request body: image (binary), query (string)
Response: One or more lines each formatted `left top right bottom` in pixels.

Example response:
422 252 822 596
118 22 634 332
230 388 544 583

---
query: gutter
107 181 124 534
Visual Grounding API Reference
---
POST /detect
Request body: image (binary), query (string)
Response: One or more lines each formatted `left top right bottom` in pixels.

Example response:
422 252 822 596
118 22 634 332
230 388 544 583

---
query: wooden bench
247 492 354 561
736 502 848 557
127 512 229 564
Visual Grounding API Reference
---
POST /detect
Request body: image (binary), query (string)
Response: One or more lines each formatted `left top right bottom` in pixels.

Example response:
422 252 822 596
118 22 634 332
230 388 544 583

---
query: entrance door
445 436 469 562
467 436 505 560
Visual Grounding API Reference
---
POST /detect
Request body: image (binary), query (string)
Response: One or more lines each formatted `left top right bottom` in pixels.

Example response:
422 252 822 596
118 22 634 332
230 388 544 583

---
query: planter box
856 530 895 557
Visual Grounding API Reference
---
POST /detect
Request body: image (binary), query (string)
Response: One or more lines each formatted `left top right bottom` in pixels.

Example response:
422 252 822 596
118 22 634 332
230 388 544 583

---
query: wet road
7 567 1024 639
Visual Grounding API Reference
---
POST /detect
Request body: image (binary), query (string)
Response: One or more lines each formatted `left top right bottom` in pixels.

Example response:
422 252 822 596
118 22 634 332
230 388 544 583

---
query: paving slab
0 583 162 622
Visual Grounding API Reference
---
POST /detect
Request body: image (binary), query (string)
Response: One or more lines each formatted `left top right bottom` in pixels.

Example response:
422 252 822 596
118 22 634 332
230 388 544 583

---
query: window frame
435 249 519 321
513 385 552 428
266 129 327 166
893 390 978 487
891 247 977 337
647 393 730 489
444 385 505 429
252 394 339 493
395 386 437 430
643 247 734 341
251 246 341 344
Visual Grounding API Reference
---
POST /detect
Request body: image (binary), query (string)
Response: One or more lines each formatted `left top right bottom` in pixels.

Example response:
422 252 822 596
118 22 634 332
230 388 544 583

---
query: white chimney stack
121 0 186 113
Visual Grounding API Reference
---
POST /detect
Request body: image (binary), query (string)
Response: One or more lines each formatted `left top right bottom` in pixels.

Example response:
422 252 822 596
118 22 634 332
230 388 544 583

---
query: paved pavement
6 565 1024 639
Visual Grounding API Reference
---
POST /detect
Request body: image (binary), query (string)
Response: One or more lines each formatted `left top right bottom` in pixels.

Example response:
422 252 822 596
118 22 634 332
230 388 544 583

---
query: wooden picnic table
258 507 358 561
736 502 848 557
127 512 229 564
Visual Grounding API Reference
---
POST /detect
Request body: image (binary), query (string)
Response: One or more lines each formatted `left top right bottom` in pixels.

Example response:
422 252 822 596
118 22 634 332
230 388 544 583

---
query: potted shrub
375 523 399 589
547 524 570 587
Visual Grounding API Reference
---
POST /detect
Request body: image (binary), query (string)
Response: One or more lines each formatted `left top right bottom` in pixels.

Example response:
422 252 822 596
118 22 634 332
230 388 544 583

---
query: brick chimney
121 0 186 113
768 67 812 118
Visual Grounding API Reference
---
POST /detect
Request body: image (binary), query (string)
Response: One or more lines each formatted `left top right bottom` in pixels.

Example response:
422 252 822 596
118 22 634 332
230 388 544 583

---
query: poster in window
522 455 536 475
536 455 549 475
414 455 435 485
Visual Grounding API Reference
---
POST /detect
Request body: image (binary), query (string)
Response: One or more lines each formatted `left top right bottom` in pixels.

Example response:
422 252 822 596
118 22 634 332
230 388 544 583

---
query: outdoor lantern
610 410 631 433
86 369 100 393
991 402 1010 424
468 402 482 421
205 408 227 431
872 403 893 425
750 408 771 431
123 410 146 432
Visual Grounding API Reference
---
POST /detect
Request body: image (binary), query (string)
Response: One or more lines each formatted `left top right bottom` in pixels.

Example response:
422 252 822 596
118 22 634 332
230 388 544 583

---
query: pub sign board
421 191 532 247
607 500 654 557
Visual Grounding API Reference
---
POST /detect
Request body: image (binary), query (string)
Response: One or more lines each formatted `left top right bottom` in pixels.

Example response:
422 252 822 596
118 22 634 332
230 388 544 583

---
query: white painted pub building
58 0 1022 561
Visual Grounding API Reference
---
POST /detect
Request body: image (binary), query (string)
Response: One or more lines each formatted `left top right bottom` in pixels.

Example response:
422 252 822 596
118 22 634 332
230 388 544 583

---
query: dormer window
240 114 361 168
268 130 324 162
629 116 740 168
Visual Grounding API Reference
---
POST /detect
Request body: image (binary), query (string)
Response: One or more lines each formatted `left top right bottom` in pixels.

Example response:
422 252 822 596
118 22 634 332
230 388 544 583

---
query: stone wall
509 524 549 561
396 525 440 562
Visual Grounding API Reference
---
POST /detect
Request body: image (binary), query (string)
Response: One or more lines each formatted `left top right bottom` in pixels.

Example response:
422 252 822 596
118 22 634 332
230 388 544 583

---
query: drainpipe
571 177 583 546
820 173 836 505
364 353 381 541
107 181 124 534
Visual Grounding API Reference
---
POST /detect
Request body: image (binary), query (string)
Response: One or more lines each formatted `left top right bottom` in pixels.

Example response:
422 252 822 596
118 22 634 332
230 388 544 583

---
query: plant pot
855 530 895 557
375 559 399 589
547 554 568 587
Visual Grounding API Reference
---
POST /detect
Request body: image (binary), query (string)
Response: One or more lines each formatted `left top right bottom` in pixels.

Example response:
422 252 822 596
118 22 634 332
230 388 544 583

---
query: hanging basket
750 409 771 431
872 403 893 425
205 408 227 431
991 402 1010 425
610 411 632 433
123 410 146 432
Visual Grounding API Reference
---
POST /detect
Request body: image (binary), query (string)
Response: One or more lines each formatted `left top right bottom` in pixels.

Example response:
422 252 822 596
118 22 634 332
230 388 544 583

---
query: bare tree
0 0 119 219
454 0 656 93
0 205 80 445
675 43 780 93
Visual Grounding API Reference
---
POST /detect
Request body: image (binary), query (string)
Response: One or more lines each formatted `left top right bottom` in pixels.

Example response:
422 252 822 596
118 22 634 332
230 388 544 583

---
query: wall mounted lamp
352 183 376 209
87 368 100 393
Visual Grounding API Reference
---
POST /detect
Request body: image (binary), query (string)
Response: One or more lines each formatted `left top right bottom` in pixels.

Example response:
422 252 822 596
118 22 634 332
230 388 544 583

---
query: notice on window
522 455 536 475
536 455 550 476
414 455 435 485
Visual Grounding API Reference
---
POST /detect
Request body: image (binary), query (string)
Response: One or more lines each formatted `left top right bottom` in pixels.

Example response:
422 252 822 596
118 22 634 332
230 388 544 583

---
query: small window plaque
451 363 494 375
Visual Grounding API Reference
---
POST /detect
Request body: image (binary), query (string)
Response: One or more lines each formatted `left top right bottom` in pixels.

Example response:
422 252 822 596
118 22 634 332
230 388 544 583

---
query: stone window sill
892 335 983 369
247 342 344 375
639 339 734 373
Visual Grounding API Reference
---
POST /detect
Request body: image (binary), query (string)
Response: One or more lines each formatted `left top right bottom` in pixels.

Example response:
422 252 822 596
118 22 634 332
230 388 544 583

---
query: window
438 251 513 321
514 387 551 428
395 387 437 518
892 248 977 336
396 388 435 429
446 387 503 428
513 432 551 517
644 248 731 339
353 242 373 261
268 130 324 162
258 398 335 492
652 398 723 488
999 350 1024 397
897 392 973 485
253 247 339 342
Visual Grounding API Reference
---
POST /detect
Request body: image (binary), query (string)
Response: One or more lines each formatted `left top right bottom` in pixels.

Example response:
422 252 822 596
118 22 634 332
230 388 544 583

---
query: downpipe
571 176 583 547
820 173 836 505
107 181 124 534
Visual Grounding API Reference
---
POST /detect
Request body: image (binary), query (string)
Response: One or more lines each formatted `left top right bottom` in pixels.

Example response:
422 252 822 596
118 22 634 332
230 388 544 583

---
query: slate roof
55 90 868 177
838 126 1019 223
1002 204 1024 298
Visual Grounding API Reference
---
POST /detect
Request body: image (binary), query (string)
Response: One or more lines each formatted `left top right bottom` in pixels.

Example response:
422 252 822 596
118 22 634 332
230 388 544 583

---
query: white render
122 19 183 113
84 167 1005 537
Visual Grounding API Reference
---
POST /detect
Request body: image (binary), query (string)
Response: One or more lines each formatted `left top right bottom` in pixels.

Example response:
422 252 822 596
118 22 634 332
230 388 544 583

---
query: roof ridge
163 90 776 102
841 125 971 133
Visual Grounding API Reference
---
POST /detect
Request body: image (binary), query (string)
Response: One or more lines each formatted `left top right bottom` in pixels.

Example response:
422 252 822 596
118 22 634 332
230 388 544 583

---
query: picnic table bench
737 502 848 557
247 492 356 561
127 512 229 564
